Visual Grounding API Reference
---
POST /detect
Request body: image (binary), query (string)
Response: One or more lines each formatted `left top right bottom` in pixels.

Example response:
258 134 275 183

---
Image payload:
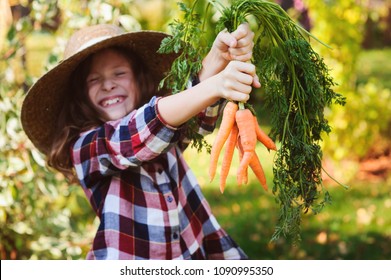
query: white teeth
103 97 121 107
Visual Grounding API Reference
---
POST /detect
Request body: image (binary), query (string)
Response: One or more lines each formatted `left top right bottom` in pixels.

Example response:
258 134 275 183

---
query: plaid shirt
72 93 247 260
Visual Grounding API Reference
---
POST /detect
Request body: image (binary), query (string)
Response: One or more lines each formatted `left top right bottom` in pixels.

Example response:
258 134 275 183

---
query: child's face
86 48 139 121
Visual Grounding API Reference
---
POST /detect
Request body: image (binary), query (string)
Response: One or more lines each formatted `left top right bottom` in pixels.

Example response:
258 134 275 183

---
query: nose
102 77 116 92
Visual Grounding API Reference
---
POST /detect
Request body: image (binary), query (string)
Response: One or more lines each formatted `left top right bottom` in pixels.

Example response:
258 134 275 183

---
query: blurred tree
362 0 391 48
277 0 312 30
304 0 391 182
0 0 144 260
0 0 13 51
0 2 93 260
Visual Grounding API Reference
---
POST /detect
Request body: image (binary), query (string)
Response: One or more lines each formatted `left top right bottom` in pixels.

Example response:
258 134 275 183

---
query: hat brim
21 31 178 155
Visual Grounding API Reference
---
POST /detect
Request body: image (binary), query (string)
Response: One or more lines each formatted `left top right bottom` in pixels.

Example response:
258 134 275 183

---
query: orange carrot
236 136 248 185
209 101 238 181
219 123 239 193
235 108 257 184
249 153 268 191
254 116 277 151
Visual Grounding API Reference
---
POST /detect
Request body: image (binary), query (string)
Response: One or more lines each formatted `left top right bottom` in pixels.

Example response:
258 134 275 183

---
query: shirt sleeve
71 96 182 186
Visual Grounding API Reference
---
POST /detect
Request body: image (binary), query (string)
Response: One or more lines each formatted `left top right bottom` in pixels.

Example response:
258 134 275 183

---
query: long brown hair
47 47 157 182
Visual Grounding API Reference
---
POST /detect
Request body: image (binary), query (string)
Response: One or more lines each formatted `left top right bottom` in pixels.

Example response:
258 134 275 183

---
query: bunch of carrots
160 0 345 242
209 101 277 193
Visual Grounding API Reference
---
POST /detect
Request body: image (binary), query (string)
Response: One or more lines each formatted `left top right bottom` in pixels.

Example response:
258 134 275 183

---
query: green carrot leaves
158 1 211 152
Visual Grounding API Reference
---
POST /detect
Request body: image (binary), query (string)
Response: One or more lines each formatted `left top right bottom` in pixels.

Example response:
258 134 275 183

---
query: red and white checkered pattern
72 95 247 260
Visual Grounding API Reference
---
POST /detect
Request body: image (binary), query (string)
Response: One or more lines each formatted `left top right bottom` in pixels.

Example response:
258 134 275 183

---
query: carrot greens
158 1 212 153
159 0 346 243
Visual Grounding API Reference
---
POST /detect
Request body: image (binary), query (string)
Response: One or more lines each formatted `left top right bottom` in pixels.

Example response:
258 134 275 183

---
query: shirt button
166 196 173 203
173 232 179 239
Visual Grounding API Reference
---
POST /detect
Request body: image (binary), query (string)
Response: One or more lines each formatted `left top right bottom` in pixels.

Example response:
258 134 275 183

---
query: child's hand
200 23 259 86
157 61 260 128
213 23 255 62
214 60 260 103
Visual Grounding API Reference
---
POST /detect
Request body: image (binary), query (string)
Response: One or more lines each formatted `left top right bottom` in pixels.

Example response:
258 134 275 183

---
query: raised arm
157 23 260 128
157 61 258 127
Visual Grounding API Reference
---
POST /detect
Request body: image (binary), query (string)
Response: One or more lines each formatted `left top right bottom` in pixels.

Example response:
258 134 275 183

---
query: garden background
1 0 390 260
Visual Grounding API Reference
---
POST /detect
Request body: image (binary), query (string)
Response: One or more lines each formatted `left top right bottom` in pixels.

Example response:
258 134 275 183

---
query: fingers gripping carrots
209 101 277 193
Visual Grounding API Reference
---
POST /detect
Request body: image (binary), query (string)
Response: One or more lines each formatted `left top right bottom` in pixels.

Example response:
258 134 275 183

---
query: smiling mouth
100 97 124 107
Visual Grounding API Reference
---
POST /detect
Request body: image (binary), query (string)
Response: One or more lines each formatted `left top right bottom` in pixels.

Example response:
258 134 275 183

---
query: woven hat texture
21 24 177 155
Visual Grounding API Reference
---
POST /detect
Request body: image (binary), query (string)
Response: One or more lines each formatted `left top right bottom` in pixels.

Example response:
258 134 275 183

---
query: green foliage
159 2 205 93
357 48 391 89
158 1 214 153
0 11 96 259
325 82 391 161
305 0 391 181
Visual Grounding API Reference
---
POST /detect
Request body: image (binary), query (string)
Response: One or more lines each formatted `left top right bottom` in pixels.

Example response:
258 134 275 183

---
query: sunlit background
1 0 390 259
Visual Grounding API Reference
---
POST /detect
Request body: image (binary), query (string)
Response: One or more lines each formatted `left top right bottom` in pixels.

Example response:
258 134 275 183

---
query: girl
21 23 260 259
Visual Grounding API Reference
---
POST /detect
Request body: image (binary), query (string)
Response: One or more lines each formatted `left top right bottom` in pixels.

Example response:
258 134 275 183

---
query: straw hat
21 24 178 155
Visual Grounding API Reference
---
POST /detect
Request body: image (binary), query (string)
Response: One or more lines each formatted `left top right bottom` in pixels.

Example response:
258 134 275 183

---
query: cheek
125 92 138 113
87 85 100 107
126 83 141 107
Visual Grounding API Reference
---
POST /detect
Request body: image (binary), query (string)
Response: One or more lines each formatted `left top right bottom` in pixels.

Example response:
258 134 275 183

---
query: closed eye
115 72 126 77
87 76 100 84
